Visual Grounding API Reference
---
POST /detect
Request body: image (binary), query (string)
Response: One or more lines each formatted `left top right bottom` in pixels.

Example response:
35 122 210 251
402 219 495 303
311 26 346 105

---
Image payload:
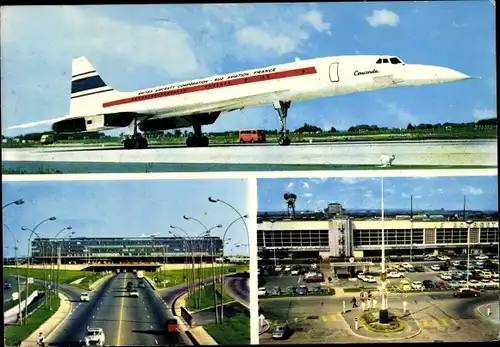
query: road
2 139 496 173
259 292 500 343
3 276 25 302
48 273 189 346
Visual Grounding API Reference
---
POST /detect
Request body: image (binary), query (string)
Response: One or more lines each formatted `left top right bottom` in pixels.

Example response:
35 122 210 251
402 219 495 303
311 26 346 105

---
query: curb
476 302 500 324
144 276 157 290
340 311 423 341
259 321 271 336
89 273 113 291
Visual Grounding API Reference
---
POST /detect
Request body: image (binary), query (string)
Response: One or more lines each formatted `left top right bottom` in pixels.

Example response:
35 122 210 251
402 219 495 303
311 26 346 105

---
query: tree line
3 118 496 141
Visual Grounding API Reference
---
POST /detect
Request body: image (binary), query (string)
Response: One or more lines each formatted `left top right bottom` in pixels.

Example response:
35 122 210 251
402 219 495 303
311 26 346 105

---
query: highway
2 139 496 173
47 273 189 346
3 276 24 302
259 292 500 343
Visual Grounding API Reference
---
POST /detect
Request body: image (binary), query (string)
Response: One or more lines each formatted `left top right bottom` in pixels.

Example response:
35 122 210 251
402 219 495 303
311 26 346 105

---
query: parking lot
259 257 499 293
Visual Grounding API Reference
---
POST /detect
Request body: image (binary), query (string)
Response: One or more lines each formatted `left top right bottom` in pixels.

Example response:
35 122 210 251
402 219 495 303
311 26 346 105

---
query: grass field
4 285 44 312
4 293 60 346
146 264 249 289
4 267 92 285
204 314 250 345
70 272 110 291
185 283 235 311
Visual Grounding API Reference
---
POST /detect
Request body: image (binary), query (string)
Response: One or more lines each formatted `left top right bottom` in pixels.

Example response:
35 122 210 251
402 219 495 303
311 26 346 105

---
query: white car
491 279 500 288
284 266 291 272
257 269 261 276
468 280 482 289
80 293 90 302
258 287 267 296
475 255 489 260
401 263 413 269
274 266 282 272
452 261 461 267
458 280 468 287
363 275 376 283
492 273 499 279
437 255 451 261
430 265 441 271
480 271 492 279
84 327 105 346
290 269 300 275
129 289 139 297
447 281 460 289
411 281 423 290
481 279 494 288
439 273 452 281
387 271 404 278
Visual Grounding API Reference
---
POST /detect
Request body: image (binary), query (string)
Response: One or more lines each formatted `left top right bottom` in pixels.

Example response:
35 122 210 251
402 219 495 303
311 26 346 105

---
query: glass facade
257 229 329 251
31 236 223 263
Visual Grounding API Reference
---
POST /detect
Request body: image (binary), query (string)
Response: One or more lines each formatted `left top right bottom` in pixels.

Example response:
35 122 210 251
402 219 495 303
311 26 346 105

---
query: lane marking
432 319 440 328
147 315 150 319
422 320 430 328
155 339 158 344
440 319 448 327
116 276 127 346
150 325 153 328
93 315 95 319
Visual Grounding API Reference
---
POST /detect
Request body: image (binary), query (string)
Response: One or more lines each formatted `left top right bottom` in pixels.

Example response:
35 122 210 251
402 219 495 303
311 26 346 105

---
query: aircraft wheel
138 137 148 149
201 136 209 147
279 137 291 146
186 137 194 147
123 138 134 149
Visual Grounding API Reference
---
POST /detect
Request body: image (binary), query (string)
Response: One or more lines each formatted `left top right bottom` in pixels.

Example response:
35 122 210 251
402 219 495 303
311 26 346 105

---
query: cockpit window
376 58 382 64
382 58 389 63
390 57 403 64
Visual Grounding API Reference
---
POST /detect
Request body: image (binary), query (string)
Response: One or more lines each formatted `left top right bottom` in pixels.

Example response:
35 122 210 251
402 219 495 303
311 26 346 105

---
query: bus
238 129 266 144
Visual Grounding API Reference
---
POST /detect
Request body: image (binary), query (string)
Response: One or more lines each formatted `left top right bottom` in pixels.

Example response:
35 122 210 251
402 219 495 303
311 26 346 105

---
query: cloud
340 177 361 185
386 103 419 126
366 9 400 28
235 27 300 55
309 177 328 185
300 10 331 35
286 182 295 190
461 186 484 196
303 193 313 198
472 107 496 120
301 181 310 189
401 193 422 199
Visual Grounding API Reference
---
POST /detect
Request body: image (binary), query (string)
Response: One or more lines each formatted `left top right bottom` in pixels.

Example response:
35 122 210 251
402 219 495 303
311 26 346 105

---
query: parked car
285 286 296 295
437 255 451 261
363 275 376 283
406 267 416 272
411 281 423 290
258 287 267 296
451 273 462 281
454 288 480 298
475 255 489 260
387 271 404 278
440 273 452 281
272 323 292 340
414 265 425 272
447 281 460 289
423 280 435 289
270 287 281 296
430 265 441 271
400 280 411 291
295 286 308 295
4 282 11 290
435 281 447 290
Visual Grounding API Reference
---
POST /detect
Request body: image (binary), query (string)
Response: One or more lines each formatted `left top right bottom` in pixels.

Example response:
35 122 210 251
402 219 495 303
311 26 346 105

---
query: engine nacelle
53 113 137 133
139 112 221 132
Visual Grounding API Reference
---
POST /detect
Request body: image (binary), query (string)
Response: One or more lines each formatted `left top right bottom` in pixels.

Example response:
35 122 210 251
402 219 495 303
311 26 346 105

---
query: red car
453 288 480 298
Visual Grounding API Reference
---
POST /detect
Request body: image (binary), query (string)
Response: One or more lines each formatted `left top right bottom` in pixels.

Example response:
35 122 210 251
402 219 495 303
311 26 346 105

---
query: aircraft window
382 59 389 64
390 57 402 64
376 59 382 64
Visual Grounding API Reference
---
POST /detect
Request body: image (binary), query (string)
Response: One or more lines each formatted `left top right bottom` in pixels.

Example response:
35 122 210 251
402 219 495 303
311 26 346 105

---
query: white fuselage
96 55 470 123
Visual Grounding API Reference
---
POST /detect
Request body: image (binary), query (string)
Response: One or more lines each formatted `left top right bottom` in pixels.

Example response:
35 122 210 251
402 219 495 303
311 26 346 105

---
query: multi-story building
30 236 223 264
257 206 499 260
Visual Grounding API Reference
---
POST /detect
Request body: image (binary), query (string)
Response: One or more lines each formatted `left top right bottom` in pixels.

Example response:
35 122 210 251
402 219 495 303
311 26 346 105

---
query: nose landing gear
186 121 209 147
273 101 291 146
122 117 148 149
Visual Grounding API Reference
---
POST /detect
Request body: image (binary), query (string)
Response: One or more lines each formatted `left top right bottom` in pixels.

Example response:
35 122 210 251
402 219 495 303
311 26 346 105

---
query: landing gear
186 122 209 147
123 117 148 149
273 101 291 146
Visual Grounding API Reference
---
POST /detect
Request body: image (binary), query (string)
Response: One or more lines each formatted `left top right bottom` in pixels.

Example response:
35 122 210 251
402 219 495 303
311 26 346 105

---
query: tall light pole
170 226 197 306
22 228 48 288
220 215 248 323
379 177 389 324
51 227 72 303
2 199 25 209
22 216 56 323
465 218 473 288
183 215 222 323
208 197 250 248
3 224 23 325
410 195 413 262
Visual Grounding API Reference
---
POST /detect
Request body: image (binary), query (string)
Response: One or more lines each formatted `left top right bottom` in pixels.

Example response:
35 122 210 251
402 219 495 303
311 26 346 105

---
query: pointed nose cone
434 67 472 83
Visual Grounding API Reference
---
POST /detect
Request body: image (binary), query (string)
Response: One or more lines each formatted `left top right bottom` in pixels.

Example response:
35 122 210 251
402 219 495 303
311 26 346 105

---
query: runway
2 139 496 173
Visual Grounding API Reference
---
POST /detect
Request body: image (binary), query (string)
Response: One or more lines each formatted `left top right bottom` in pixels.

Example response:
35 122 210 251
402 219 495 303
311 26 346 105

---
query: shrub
359 311 405 333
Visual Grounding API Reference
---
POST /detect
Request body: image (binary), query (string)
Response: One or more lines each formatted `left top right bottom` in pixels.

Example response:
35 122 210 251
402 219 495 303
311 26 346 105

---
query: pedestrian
368 290 372 300
351 296 358 308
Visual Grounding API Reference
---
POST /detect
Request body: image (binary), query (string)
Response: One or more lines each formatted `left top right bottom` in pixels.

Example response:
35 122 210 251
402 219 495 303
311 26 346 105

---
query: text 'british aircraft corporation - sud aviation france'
9 55 473 149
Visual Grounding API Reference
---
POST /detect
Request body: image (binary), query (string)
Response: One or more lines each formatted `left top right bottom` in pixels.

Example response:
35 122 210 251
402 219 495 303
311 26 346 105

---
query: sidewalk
189 326 218 345
22 292 71 347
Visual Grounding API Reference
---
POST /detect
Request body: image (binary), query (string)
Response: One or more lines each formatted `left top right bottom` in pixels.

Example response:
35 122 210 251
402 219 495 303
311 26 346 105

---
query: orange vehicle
238 129 266 144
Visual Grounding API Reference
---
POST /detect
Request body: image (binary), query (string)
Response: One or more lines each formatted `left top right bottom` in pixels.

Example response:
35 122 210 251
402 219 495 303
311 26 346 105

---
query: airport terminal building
30 236 224 264
257 205 499 260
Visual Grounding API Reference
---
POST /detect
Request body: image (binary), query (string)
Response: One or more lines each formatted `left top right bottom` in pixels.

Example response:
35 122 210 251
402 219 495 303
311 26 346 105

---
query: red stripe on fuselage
102 66 317 108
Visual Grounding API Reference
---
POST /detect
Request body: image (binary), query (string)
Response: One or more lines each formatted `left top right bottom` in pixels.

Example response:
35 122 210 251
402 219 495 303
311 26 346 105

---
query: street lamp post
379 178 390 324
170 227 197 306
51 227 72 305
208 196 250 247
465 218 473 288
22 229 48 289
23 217 56 323
183 215 222 323
4 224 23 325
219 215 248 322
2 199 25 209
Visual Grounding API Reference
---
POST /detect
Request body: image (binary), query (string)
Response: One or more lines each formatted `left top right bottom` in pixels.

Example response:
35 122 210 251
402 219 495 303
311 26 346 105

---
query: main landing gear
273 100 291 146
123 118 148 149
186 122 209 147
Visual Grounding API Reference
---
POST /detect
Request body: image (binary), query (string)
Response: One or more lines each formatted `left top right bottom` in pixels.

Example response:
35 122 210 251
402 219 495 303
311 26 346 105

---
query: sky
1 1 496 137
257 176 499 213
2 179 249 257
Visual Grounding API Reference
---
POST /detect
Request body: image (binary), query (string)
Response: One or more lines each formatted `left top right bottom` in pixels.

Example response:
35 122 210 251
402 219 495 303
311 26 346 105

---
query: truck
137 270 144 279
165 318 180 334
40 134 54 145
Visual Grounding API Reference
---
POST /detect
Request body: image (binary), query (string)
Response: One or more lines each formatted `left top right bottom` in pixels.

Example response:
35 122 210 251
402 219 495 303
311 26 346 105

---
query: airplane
141 233 160 238
9 55 473 149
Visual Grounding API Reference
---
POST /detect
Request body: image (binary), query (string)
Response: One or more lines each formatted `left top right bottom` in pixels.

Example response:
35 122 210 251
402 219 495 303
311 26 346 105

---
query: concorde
9 55 473 149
